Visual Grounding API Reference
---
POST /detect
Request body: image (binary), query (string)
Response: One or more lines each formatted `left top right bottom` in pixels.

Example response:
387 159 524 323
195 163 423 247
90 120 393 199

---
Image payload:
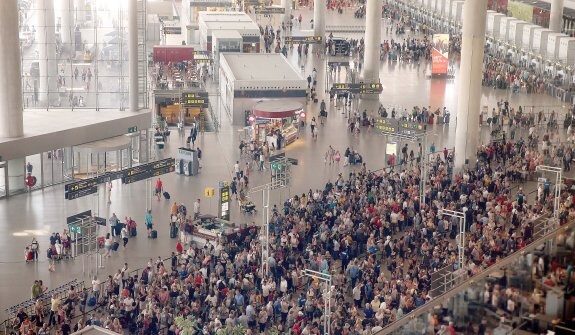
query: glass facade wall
19 0 146 110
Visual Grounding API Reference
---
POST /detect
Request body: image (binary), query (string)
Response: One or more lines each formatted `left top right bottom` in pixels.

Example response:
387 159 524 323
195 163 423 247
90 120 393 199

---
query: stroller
239 193 257 214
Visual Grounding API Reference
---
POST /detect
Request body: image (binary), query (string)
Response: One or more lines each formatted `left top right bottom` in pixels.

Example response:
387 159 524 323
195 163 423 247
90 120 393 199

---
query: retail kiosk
218 53 307 126
251 101 304 149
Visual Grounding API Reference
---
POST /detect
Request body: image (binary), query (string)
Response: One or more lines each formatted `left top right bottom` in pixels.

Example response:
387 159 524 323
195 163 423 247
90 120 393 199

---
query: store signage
284 36 323 44
255 7 285 14
122 158 176 184
331 83 383 94
128 126 138 133
219 181 230 221
193 50 210 55
163 26 182 35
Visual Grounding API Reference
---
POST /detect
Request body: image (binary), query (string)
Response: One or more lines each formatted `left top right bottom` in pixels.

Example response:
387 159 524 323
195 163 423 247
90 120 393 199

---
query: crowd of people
12 118 573 335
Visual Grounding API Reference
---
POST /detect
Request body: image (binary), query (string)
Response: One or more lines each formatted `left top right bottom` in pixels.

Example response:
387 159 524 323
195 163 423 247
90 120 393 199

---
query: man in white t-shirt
92 277 101 302
234 161 241 180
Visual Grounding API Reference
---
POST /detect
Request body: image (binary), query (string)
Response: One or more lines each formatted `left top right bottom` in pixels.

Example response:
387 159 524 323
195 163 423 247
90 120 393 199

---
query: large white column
363 0 382 83
0 0 26 192
313 0 326 42
550 0 565 33
454 0 487 169
60 0 73 44
0 0 24 138
359 0 382 114
37 0 59 104
129 0 139 113
281 0 291 25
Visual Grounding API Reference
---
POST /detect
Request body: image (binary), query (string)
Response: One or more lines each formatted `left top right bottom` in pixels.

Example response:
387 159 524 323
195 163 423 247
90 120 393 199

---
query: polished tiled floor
0 7 572 321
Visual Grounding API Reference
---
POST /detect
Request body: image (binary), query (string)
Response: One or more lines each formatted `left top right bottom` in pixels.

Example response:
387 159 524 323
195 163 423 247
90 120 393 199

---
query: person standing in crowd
109 213 119 237
145 210 153 238
193 199 201 219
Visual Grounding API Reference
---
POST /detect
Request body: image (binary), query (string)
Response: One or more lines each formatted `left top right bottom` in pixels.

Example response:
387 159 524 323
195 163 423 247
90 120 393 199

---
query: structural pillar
74 0 86 26
454 0 487 169
313 0 326 50
550 0 564 33
128 0 139 113
60 0 73 44
363 0 382 83
0 0 24 139
0 0 26 192
36 0 59 104
281 0 292 26
359 0 382 114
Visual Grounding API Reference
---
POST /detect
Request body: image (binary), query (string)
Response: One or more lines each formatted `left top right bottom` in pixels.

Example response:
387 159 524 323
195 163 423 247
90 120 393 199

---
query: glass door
0 162 6 198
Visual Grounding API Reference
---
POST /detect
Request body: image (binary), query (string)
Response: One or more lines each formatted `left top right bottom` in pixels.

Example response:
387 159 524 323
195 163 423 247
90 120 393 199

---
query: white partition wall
499 17 519 42
533 28 553 56
508 20 527 47
522 24 538 50
559 37 575 64
487 12 505 39
547 33 569 60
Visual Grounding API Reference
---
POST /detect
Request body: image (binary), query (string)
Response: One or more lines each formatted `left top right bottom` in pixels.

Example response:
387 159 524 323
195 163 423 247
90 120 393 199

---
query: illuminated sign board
182 92 210 108
374 119 427 136
65 170 129 200
163 26 182 35
254 7 286 14
374 118 399 133
122 158 176 184
284 36 323 44
219 181 230 221
331 83 383 94
399 121 427 135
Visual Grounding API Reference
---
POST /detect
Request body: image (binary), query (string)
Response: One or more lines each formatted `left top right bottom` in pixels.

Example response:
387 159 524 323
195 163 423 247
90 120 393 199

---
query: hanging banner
431 34 450 76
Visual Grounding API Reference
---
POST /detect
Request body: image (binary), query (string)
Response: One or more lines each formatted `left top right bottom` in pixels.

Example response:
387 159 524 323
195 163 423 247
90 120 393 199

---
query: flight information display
122 158 176 184
284 36 323 44
374 118 399 133
331 83 383 94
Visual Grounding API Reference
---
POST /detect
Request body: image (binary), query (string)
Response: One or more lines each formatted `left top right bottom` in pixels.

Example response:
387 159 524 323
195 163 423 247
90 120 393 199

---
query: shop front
250 101 304 150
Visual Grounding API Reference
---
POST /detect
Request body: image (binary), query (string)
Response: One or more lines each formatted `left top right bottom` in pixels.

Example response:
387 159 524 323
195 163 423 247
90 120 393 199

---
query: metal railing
374 219 575 335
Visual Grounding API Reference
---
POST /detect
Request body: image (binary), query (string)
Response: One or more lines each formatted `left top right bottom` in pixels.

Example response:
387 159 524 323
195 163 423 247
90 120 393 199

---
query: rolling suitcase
130 227 137 237
151 230 158 239
170 223 178 239
163 192 171 200
112 241 120 251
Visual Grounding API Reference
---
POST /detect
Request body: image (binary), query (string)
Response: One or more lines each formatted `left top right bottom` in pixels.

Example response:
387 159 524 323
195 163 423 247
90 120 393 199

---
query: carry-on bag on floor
130 227 137 237
151 230 158 239
170 223 178 239
112 241 120 251
163 192 171 200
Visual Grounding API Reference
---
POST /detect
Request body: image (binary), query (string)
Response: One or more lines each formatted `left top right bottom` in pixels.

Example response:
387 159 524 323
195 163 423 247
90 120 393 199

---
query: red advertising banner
431 34 449 76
